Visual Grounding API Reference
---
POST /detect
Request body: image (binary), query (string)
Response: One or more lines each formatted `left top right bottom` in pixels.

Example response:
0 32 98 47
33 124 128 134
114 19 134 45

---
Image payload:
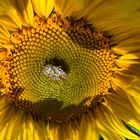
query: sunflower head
0 0 140 139
0 12 118 123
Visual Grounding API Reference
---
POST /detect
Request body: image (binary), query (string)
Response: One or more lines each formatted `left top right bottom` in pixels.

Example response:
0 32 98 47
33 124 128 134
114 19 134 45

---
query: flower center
1 14 117 122
42 64 67 81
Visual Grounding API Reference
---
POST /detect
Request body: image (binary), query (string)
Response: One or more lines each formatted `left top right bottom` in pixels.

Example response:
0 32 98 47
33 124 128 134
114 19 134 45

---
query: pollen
0 13 118 122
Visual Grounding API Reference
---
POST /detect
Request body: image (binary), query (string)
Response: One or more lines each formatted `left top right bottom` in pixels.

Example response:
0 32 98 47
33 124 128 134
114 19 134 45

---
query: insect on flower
42 64 67 81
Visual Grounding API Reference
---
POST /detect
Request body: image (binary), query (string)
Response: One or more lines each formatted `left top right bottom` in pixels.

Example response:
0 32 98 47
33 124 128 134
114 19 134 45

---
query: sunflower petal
31 0 54 19
0 0 34 30
0 0 23 30
79 113 99 140
0 25 10 43
0 96 23 140
112 33 140 54
95 113 125 140
49 124 59 140
0 15 20 31
5 109 21 140
74 0 140 46
105 91 140 131
19 114 40 140
60 123 73 140
0 98 14 131
54 0 85 18
0 122 9 140
125 79 140 114
128 95 140 116
14 0 34 25
10 110 23 140
35 119 51 140
88 113 99 140
95 103 138 139
113 72 134 87
126 79 140 100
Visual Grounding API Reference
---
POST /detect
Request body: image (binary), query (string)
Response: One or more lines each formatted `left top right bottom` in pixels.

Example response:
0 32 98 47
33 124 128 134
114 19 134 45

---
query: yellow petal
118 65 140 77
0 15 20 31
105 91 140 131
128 94 140 116
126 85 140 100
95 103 138 139
21 114 41 140
0 98 14 130
4 108 22 140
54 0 85 18
74 0 140 44
0 122 9 140
35 119 51 140
60 123 73 140
126 79 140 114
0 97 19 140
31 0 54 19
0 0 23 30
10 110 23 140
119 52 140 60
49 124 59 140
116 58 139 68
0 25 10 43
112 34 140 54
95 112 125 140
14 0 34 25
113 50 140 76
0 0 34 29
88 113 99 140
79 113 99 140
113 72 134 87
26 115 34 139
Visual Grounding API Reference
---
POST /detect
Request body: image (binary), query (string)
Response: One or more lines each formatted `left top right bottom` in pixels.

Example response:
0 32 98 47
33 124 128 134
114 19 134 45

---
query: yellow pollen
1 14 117 122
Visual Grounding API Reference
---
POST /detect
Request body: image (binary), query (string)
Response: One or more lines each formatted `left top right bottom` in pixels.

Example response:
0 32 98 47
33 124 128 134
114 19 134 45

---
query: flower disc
1 14 117 122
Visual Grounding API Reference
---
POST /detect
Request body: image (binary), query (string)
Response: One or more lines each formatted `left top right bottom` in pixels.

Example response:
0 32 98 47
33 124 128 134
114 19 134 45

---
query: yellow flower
0 0 140 139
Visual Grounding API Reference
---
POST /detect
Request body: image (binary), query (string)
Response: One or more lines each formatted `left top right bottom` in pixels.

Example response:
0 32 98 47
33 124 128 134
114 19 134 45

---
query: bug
42 64 67 81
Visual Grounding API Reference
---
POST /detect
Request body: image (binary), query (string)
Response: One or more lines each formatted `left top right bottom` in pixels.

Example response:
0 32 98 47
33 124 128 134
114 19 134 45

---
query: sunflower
0 0 140 139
